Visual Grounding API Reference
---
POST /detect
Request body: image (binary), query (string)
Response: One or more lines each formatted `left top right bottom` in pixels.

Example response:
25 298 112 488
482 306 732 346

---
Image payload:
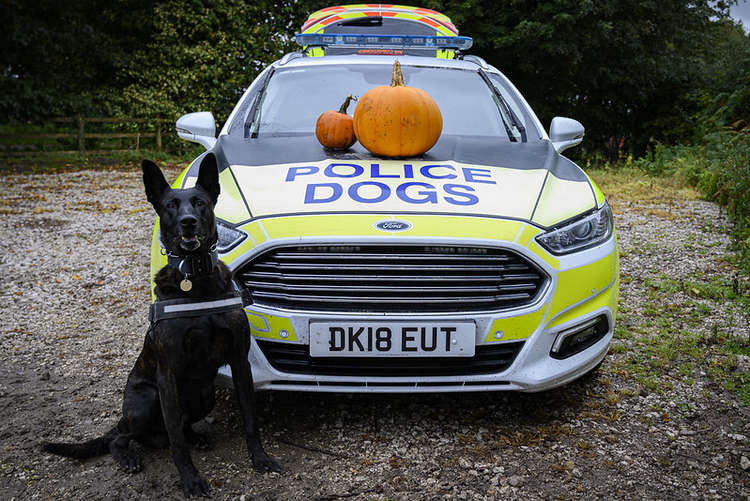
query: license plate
309 322 475 357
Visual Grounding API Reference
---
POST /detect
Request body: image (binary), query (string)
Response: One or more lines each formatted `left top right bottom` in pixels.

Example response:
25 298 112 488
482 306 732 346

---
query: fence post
156 121 162 152
76 115 85 152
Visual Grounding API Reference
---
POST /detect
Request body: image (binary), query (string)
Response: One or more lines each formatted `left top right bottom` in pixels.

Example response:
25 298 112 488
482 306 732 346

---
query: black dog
43 154 281 497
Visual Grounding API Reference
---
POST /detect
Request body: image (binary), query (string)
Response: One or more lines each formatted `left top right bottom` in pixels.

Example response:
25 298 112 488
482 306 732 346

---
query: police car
157 4 619 392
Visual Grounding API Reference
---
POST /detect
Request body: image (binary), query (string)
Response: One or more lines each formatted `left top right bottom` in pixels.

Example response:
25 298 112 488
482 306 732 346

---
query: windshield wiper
478 69 527 142
245 67 275 138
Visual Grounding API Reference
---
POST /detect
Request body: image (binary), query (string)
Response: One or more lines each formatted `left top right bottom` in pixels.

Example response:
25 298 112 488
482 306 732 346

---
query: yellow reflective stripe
515 223 540 247
546 285 614 329
245 310 298 341
485 304 548 342
245 221 268 246
262 214 385 238
436 49 455 59
532 174 596 227
527 240 559 270
215 167 250 224
548 252 616 321
612 233 620 318
171 167 189 189
259 214 524 241
150 220 166 302
307 47 325 57
221 238 254 264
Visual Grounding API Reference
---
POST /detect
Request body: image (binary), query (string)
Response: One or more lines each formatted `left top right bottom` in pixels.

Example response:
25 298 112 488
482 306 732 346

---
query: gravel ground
1 167 749 500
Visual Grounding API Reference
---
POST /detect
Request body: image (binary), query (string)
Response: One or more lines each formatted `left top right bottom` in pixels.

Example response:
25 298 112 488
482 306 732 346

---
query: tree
118 0 299 124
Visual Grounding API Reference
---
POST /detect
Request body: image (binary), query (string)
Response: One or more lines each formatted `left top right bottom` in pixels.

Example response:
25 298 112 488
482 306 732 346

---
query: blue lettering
403 164 414 179
421 164 457 180
397 182 438 204
462 167 496 185
324 163 364 178
349 182 390 203
370 163 400 178
444 184 479 206
304 183 342 203
286 165 319 182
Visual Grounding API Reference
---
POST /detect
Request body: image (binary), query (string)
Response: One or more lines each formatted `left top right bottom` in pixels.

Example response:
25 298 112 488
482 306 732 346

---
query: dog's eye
195 200 205 207
166 201 177 209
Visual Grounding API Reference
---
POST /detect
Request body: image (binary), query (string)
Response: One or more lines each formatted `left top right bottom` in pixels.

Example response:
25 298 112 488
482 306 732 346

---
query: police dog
43 154 281 497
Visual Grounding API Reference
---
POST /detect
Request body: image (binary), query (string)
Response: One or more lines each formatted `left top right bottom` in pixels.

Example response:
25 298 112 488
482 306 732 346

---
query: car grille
256 340 525 377
236 245 546 313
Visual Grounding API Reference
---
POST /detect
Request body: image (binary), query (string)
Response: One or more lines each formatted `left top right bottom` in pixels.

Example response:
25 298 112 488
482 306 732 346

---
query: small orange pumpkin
315 95 357 150
353 60 442 158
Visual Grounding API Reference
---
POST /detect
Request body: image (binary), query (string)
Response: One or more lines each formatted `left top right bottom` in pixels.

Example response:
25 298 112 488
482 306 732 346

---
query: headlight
216 221 246 252
536 203 613 255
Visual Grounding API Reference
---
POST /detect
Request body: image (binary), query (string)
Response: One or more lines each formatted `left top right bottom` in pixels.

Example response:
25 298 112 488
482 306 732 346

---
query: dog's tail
42 426 118 460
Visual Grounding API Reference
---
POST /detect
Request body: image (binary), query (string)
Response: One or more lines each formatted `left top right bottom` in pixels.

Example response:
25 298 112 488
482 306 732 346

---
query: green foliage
0 0 156 120
117 0 299 125
634 128 750 272
418 0 734 152
3 0 746 158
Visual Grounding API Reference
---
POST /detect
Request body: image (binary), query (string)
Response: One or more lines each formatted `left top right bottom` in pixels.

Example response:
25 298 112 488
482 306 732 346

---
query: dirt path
1 168 748 500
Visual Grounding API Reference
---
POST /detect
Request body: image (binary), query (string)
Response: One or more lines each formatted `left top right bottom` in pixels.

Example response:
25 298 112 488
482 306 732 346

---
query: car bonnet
183 135 598 230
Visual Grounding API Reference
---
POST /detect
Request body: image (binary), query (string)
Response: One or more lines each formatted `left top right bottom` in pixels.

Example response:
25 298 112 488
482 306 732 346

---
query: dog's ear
196 153 220 205
142 159 170 211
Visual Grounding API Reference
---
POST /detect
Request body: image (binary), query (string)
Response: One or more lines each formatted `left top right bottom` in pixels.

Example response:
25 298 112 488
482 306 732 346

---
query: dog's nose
179 215 198 228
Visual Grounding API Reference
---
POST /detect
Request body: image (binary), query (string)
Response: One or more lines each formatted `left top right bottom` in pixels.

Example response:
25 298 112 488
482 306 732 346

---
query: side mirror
176 112 216 150
549 117 584 153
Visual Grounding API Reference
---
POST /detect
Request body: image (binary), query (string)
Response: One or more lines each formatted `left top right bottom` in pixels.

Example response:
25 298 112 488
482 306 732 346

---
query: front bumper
207 214 619 393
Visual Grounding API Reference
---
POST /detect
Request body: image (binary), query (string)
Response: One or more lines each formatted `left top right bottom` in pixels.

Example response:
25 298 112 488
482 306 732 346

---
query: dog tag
180 278 193 292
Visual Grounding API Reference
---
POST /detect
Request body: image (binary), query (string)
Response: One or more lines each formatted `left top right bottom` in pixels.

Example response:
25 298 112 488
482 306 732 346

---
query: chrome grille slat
252 291 532 303
253 262 530 272
241 272 541 282
244 282 538 294
272 252 514 262
237 245 547 313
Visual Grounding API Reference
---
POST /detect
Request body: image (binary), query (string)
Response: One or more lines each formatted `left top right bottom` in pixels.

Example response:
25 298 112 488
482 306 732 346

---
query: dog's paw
181 473 210 498
252 453 283 474
186 430 212 451
115 450 142 474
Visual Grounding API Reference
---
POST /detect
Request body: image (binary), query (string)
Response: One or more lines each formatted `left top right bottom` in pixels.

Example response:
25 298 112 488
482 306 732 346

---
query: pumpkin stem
390 60 404 87
338 94 355 114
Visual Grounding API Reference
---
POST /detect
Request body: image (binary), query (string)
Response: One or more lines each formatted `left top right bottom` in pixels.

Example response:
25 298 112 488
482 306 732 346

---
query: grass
586 166 750 405
0 148 201 173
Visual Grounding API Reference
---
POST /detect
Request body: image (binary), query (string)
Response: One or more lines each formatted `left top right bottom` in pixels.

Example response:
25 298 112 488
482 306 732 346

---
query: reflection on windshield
246 64 527 140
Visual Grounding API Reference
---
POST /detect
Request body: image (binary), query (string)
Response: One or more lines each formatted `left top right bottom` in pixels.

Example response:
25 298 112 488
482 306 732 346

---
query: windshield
238 63 536 141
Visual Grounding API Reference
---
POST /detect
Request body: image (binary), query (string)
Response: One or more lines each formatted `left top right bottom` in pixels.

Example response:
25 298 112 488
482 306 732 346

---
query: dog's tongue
180 236 200 251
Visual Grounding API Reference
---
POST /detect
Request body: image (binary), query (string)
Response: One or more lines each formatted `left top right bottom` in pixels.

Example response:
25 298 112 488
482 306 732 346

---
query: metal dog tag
180 279 193 292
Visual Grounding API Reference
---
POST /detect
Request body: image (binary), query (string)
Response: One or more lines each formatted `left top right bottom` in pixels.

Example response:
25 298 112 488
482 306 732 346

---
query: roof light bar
295 33 473 50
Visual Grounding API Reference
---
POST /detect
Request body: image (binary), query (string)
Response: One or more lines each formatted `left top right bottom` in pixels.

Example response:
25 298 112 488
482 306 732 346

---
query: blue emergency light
295 33 473 51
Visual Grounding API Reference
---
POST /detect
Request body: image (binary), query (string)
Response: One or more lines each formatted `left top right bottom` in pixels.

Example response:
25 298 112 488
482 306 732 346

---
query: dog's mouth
179 235 201 251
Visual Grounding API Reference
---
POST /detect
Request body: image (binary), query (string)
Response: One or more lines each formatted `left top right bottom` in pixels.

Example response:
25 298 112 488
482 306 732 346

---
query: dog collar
166 248 219 277
164 241 219 291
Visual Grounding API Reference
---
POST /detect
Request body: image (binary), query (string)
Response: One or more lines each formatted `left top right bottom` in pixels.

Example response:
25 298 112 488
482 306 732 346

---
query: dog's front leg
230 349 282 473
156 364 210 497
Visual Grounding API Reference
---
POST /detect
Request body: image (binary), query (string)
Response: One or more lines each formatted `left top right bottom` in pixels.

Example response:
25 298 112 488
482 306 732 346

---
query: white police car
155 5 619 392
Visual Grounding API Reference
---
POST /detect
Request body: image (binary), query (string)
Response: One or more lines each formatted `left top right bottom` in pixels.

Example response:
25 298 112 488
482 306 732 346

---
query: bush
635 130 750 272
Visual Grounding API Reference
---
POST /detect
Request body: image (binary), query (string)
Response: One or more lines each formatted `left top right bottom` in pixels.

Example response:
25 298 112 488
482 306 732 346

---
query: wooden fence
1 116 172 156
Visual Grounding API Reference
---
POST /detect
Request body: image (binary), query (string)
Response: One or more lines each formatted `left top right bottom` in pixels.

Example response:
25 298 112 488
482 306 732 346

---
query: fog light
550 315 609 359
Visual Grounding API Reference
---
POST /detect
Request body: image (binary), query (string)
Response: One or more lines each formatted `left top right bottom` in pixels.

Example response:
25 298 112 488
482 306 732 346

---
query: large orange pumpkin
353 60 442 157
315 95 357 150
